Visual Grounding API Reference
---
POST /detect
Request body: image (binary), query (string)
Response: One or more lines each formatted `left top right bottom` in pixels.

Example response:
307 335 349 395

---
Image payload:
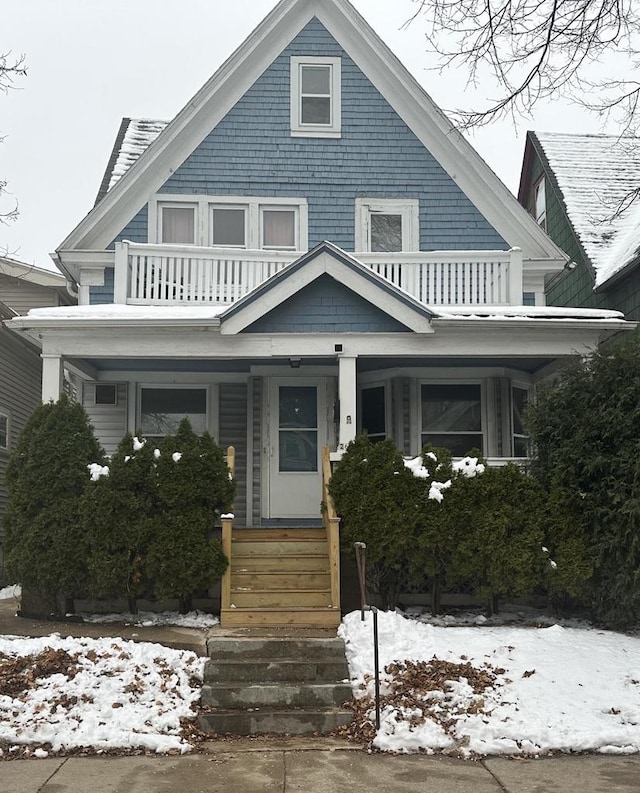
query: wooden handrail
322 446 341 610
220 445 236 620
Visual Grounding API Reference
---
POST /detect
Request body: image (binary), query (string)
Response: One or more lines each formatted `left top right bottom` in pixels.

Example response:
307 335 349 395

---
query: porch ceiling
74 355 554 375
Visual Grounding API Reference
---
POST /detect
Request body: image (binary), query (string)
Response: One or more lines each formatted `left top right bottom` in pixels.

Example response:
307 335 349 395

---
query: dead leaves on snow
0 648 79 698
337 655 505 749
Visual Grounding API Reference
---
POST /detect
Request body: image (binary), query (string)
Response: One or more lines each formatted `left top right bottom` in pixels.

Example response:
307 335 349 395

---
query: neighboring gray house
8 0 635 623
0 256 73 580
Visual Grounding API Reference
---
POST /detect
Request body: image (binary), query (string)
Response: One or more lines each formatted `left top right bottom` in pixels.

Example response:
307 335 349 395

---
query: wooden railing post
220 445 236 622
322 446 341 610
113 241 129 304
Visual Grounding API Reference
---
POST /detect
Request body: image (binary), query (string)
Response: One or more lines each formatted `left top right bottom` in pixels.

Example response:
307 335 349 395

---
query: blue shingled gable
113 17 506 256
244 272 412 333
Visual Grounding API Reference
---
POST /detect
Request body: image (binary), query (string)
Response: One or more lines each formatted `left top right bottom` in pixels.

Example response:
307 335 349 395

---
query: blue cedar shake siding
97 18 506 304
245 274 411 333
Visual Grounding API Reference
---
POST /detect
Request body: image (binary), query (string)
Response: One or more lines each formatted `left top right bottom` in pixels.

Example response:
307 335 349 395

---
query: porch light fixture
289 357 302 368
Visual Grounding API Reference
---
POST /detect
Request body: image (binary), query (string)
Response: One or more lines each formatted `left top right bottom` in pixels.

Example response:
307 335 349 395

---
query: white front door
266 378 327 519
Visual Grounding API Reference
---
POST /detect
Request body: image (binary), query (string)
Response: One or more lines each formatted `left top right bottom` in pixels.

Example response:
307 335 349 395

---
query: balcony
113 242 524 308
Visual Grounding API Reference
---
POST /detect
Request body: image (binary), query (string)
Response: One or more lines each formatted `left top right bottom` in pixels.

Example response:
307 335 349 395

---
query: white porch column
41 355 64 403
509 247 524 306
113 241 129 304
338 355 357 451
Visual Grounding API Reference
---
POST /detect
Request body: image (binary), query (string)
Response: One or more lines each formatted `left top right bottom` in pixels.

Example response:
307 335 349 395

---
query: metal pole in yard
371 606 381 731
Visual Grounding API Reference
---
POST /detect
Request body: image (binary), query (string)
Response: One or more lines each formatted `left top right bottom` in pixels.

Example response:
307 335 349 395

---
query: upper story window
211 206 247 247
533 177 546 230
152 196 308 251
161 204 197 244
291 56 341 138
355 199 419 252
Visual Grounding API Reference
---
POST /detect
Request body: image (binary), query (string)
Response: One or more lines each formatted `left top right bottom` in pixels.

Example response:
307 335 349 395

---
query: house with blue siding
9 0 634 625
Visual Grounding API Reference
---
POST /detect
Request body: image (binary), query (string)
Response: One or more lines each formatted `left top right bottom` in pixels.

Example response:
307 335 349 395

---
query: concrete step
206 637 347 660
204 658 348 683
201 681 353 708
198 707 353 736
219 606 341 628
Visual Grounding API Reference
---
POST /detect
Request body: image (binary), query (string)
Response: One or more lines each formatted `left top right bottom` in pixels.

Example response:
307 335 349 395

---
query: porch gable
244 273 411 334
219 242 434 335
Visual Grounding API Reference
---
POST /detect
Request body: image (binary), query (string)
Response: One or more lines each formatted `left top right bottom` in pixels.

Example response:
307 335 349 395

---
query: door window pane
370 213 402 252
140 388 206 436
279 386 318 472
161 206 195 244
262 209 296 249
361 386 386 441
211 208 246 247
421 384 483 455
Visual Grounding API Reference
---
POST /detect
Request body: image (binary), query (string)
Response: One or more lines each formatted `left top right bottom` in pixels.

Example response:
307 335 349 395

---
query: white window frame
137 384 210 438
290 56 341 138
149 195 308 251
157 201 198 245
355 198 419 252
533 177 546 230
0 409 9 452
419 380 486 457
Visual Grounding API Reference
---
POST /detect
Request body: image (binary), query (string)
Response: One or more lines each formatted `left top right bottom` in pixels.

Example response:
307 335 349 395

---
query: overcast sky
2 0 609 271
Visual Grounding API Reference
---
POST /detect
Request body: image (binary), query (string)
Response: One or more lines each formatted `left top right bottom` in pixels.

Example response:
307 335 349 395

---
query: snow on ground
81 610 219 629
339 610 640 756
0 585 21 601
0 633 204 757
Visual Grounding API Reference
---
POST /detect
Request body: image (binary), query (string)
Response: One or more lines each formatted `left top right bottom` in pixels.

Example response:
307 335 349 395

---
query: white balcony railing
113 242 523 307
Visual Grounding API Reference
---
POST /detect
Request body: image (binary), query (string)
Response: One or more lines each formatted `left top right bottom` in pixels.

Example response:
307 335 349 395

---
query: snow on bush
87 463 109 481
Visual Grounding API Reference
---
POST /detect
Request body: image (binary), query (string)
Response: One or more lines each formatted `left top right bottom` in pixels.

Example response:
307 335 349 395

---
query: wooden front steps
221 528 341 628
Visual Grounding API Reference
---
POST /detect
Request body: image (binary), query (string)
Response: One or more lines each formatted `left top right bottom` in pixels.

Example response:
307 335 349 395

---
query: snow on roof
25 304 229 321
435 305 625 321
534 131 640 287
98 119 168 201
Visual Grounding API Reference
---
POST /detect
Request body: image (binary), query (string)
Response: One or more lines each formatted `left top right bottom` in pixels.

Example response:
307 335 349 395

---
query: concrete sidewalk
2 746 640 793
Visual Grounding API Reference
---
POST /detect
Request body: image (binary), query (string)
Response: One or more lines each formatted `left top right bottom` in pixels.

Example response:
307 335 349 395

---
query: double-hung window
421 383 483 456
291 56 341 138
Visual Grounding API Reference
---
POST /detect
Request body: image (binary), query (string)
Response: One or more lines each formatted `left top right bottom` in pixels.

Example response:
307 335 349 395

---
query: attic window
291 56 341 138
534 177 546 230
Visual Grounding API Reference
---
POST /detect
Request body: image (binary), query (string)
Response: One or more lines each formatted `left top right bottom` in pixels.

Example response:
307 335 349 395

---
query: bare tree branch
407 0 640 130
0 52 27 228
